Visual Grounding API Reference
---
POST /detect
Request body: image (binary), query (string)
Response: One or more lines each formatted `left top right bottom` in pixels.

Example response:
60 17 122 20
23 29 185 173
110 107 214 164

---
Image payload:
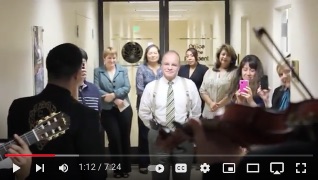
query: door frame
98 0 230 66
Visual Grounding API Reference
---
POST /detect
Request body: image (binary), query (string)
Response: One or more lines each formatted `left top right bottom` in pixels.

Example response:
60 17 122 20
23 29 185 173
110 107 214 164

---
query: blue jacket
94 64 131 110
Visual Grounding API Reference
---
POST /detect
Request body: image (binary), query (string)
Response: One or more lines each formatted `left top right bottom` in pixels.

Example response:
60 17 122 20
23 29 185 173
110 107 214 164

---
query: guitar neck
0 130 38 161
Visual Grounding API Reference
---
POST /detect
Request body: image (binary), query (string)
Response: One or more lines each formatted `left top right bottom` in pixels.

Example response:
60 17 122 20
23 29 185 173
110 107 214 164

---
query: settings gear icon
200 163 210 173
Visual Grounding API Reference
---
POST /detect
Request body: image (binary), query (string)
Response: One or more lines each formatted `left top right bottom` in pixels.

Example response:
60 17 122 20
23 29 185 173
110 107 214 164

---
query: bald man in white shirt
139 50 201 180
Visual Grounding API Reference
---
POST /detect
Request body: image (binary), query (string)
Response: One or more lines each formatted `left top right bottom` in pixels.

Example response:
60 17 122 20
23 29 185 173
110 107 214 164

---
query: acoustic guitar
0 112 70 162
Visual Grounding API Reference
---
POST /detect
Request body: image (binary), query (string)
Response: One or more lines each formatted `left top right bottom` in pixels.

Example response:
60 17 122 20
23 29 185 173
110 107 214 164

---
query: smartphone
239 80 249 92
260 75 269 90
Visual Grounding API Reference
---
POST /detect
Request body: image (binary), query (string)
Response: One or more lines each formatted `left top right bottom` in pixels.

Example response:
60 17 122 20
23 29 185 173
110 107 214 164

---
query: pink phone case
239 80 249 92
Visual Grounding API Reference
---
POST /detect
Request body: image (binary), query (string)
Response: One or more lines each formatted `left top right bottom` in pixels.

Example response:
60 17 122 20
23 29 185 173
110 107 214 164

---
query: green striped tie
165 81 175 130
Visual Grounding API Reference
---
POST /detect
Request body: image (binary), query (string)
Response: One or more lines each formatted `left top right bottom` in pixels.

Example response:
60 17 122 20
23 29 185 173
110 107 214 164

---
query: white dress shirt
139 76 201 128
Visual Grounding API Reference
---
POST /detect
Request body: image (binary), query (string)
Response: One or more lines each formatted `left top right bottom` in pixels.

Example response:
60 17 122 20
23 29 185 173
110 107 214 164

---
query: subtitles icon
59 164 69 173
155 164 164 173
175 163 187 173
246 163 259 173
223 163 235 173
296 163 306 173
270 162 284 175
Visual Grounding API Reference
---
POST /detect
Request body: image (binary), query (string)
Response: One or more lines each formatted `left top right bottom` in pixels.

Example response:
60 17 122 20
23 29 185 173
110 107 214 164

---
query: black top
178 63 209 91
271 86 290 111
6 84 107 180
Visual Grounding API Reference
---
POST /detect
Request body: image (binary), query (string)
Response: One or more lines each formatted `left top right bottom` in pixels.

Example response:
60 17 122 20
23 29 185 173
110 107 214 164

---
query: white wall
288 0 318 101
0 0 99 138
231 0 276 85
185 2 225 66
230 0 318 103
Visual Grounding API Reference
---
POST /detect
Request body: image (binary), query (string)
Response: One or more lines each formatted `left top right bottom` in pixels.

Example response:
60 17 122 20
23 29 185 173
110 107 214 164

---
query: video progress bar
56 154 314 157
6 154 314 158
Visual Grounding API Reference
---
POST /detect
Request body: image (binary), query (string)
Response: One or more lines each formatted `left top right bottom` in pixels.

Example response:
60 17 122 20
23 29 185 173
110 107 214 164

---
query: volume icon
59 164 68 173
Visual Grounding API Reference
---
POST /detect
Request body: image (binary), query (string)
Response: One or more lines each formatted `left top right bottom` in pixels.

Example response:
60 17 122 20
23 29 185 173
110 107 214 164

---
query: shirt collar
79 80 88 90
42 83 72 97
162 76 179 85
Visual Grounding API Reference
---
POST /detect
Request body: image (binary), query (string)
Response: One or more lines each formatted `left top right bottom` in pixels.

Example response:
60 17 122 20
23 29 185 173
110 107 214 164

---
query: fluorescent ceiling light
135 9 188 12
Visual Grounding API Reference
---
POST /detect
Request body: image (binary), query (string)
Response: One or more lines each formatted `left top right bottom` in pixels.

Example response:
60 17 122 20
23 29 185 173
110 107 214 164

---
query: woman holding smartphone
229 54 270 107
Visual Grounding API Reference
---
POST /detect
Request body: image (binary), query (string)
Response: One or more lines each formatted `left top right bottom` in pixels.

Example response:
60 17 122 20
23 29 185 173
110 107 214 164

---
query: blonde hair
103 47 117 58
276 60 290 75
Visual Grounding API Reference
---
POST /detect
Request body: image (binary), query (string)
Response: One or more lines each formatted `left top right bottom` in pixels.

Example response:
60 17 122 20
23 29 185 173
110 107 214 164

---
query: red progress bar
5 154 55 157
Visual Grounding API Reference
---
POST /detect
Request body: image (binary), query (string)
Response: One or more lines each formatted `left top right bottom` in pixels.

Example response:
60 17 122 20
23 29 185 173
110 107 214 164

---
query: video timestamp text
79 163 121 171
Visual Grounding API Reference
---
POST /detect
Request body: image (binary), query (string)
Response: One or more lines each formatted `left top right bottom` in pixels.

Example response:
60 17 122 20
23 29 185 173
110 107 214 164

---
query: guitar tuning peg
47 137 52 141
38 120 43 124
44 116 50 120
54 134 59 138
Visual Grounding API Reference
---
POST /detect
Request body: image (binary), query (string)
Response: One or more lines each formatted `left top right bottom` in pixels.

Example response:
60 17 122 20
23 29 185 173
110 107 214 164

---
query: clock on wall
121 42 143 63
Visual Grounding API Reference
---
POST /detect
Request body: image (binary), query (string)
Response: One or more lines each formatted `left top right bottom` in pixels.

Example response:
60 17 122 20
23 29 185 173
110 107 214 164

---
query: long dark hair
143 44 161 64
228 54 264 97
213 44 237 72
185 48 199 62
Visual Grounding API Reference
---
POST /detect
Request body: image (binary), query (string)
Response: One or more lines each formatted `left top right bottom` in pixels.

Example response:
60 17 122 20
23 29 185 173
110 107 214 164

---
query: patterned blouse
200 68 236 119
136 64 163 95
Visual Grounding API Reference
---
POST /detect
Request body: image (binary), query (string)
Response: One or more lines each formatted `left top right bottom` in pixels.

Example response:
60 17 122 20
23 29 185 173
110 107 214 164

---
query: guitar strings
2 117 64 149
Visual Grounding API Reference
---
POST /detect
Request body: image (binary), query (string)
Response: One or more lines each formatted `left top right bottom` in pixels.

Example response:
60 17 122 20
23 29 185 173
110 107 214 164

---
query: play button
155 164 164 173
13 163 20 173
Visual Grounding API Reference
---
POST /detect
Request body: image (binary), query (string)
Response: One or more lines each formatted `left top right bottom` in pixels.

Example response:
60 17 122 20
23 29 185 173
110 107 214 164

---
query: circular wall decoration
121 42 143 63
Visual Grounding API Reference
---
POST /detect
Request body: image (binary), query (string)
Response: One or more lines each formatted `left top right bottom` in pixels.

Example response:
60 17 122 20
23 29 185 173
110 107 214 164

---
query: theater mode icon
270 162 284 175
246 163 260 173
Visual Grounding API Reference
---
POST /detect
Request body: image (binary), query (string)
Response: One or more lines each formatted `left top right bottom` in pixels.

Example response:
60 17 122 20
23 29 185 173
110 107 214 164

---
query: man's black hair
46 43 82 80
80 48 88 61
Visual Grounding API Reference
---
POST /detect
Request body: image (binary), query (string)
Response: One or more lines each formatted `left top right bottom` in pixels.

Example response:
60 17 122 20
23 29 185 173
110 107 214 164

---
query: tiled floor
107 165 203 180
